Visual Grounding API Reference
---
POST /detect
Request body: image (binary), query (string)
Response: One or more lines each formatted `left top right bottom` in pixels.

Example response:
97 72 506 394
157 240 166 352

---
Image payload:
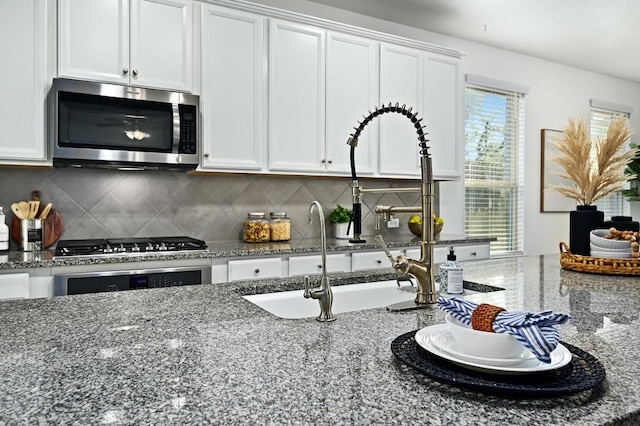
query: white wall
247 0 640 255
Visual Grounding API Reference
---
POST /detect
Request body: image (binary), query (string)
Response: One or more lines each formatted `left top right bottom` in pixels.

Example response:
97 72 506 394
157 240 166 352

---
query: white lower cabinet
288 253 347 276
0 272 30 300
351 250 401 272
228 257 283 282
406 243 490 264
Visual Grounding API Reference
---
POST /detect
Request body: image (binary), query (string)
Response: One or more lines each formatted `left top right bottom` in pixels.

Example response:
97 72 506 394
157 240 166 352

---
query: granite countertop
0 233 491 270
0 255 638 425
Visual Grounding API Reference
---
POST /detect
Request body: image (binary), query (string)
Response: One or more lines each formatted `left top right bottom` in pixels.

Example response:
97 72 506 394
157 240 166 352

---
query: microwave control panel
178 104 197 154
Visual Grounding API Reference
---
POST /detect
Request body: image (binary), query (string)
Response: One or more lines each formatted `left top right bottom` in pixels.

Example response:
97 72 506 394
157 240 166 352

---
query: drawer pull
317 264 322 269
254 268 260 274
470 252 477 256
376 259 382 264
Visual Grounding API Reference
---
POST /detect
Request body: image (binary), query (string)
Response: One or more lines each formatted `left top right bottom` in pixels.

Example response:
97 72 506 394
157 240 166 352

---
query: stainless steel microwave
51 78 199 171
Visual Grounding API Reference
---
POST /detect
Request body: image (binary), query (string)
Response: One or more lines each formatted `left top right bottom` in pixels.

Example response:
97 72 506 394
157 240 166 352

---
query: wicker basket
559 241 640 275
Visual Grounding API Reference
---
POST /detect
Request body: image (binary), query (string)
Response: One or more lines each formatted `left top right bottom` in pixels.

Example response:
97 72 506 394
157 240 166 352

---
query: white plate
415 324 573 374
429 329 536 367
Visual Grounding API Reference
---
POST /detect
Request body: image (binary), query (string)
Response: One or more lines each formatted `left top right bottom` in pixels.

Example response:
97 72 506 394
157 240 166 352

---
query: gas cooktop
54 236 208 258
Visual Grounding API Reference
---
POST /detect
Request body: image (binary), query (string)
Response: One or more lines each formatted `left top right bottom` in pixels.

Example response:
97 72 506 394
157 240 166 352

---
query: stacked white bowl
590 229 632 258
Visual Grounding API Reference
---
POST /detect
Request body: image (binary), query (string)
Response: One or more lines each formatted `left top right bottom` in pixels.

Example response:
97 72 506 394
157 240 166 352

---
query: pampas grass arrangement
551 116 637 205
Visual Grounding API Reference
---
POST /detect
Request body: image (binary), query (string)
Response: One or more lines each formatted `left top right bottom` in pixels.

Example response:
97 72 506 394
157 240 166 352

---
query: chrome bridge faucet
347 103 437 308
303 201 335 322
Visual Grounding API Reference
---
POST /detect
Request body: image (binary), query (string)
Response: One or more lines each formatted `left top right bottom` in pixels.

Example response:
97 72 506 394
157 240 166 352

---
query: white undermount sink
243 279 505 319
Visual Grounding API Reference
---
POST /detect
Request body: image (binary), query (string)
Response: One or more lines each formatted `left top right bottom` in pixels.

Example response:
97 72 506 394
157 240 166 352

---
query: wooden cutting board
10 190 64 249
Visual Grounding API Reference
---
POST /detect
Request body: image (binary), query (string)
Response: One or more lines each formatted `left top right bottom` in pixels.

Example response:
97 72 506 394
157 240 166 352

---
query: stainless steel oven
51 78 199 171
53 265 211 296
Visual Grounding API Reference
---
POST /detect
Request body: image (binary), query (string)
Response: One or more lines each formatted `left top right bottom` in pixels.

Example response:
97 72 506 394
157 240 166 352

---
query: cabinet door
0 273 30 300
58 0 129 84
379 43 423 177
424 54 461 179
131 0 193 91
200 6 265 171
269 20 325 172
0 0 48 162
325 32 378 175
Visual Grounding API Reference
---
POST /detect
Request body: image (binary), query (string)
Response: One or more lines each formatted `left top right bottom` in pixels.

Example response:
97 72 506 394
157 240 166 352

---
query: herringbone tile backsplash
0 167 435 247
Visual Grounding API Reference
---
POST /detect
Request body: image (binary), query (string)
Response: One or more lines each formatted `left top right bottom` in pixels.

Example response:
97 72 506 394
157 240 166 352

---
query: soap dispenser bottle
439 247 463 294
0 206 8 251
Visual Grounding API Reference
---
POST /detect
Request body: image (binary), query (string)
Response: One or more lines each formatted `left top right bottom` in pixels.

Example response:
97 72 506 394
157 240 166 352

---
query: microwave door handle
172 104 180 150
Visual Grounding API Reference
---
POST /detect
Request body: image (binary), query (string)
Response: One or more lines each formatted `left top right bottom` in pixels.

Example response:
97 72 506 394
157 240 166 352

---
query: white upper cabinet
423 54 461 179
379 43 462 179
325 32 379 175
58 0 193 92
0 0 50 163
379 43 424 177
268 20 326 173
199 5 265 171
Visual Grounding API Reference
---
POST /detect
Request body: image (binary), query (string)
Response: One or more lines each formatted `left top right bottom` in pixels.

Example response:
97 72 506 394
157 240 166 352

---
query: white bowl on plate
590 229 632 250
444 314 525 359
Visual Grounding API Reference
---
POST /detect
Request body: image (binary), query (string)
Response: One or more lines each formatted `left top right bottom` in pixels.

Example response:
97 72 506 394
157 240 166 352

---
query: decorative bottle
0 207 8 251
439 247 463 294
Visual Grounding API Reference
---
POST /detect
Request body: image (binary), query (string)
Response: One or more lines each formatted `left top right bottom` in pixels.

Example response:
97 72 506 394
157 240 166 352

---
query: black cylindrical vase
569 205 604 256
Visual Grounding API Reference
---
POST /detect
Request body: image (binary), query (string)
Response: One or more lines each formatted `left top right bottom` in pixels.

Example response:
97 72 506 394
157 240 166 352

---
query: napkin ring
471 303 505 332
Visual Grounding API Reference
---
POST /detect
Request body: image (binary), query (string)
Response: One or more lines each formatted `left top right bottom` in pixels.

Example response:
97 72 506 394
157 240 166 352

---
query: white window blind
464 84 525 255
589 107 632 219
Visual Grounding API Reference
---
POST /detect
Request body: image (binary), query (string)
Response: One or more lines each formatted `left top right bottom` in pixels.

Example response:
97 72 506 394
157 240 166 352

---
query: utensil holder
20 219 43 251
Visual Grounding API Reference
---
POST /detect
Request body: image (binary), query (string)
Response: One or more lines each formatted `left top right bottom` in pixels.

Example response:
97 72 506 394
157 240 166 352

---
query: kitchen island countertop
1 254 638 425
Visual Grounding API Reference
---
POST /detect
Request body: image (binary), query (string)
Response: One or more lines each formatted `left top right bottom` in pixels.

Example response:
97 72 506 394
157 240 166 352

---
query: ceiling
304 0 640 84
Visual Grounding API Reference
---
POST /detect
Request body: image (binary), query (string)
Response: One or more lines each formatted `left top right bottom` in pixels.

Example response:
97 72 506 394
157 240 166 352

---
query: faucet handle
375 235 396 266
303 275 311 299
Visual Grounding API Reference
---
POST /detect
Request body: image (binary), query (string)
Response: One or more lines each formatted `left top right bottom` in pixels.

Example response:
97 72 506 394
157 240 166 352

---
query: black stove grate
54 236 207 257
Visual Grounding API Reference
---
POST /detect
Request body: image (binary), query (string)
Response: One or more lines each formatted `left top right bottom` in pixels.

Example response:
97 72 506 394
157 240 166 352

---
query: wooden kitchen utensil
28 200 40 219
17 201 30 220
10 190 64 249
39 203 52 219
11 203 24 220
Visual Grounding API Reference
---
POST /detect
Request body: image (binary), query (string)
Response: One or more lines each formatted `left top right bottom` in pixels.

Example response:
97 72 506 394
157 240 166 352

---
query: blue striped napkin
437 297 571 363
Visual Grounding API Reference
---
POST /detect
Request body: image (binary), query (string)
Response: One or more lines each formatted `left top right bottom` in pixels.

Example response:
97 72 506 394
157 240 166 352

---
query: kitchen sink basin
243 279 505 319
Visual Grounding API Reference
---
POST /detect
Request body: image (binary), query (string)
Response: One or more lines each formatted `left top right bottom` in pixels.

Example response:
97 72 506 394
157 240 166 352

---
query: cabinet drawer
0 272 30 300
454 244 490 261
228 257 282 282
407 244 489 263
351 250 401 271
406 247 447 264
289 253 347 276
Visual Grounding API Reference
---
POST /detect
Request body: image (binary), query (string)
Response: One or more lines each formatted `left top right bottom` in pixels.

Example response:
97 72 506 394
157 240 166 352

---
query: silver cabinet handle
132 69 139 76
254 268 260 274
376 259 382 264
470 252 477 256
204 153 210 158
327 159 333 164
317 264 322 269
122 67 128 74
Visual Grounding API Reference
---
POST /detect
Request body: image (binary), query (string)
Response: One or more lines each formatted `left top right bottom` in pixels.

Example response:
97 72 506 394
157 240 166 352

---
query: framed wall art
540 129 577 212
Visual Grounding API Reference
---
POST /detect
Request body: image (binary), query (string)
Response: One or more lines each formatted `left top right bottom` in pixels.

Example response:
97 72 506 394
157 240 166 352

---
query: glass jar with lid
243 212 270 242
269 212 291 241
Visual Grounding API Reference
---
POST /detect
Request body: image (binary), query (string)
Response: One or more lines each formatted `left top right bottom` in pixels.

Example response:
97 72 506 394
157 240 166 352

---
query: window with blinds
464 82 526 255
589 106 632 219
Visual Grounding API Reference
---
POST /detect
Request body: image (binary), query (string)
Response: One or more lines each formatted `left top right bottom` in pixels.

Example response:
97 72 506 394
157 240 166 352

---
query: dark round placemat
391 330 606 397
